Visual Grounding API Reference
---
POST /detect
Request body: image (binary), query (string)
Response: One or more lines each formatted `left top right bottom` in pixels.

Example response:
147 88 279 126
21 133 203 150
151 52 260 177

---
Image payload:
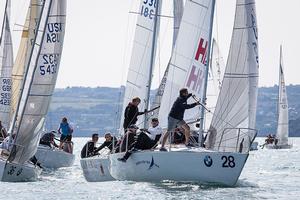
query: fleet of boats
0 0 294 186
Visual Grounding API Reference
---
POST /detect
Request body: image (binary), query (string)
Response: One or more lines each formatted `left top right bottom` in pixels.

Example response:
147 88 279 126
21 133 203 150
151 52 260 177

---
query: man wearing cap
94 132 118 153
39 130 59 148
160 88 200 151
120 124 138 152
118 118 163 162
81 133 99 158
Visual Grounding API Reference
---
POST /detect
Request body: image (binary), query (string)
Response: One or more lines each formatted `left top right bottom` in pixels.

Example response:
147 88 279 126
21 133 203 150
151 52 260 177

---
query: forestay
204 39 225 130
206 0 259 153
0 0 13 129
276 45 288 146
120 0 161 131
9 0 66 164
151 0 184 119
158 0 215 128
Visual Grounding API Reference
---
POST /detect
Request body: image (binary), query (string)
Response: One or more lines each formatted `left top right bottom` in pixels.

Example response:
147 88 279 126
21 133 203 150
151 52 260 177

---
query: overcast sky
2 0 300 88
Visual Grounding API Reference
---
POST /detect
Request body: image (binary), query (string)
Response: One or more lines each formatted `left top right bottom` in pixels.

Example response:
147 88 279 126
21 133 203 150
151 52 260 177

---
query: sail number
40 54 60 75
0 78 11 106
141 0 156 20
221 156 235 168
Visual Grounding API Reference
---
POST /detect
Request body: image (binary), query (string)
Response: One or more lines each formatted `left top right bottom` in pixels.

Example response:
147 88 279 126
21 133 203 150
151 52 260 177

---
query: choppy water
0 137 299 200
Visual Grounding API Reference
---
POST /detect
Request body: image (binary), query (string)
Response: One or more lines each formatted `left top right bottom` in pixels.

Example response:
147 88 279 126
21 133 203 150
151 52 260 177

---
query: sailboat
265 45 292 149
80 0 184 182
0 0 66 181
0 0 13 135
109 0 259 186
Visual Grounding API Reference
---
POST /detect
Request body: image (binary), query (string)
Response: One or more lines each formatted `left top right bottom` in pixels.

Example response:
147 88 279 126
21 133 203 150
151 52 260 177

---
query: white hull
265 144 292 149
80 156 114 182
35 145 75 169
110 148 248 186
0 157 41 182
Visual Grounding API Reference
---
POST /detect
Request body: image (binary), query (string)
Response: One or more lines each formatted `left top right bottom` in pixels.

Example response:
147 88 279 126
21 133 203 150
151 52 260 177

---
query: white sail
151 0 184 118
158 0 215 128
11 1 42 120
206 0 259 153
276 45 288 146
204 38 225 130
0 0 13 129
120 0 161 131
9 0 66 164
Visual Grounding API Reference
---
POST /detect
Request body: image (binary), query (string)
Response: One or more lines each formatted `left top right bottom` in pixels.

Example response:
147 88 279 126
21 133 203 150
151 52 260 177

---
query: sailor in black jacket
160 88 200 151
123 97 146 131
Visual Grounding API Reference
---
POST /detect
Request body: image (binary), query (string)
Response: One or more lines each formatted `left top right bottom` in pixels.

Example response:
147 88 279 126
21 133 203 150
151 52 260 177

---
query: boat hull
110 149 248 186
35 145 75 169
265 144 292 149
80 156 114 182
0 159 41 182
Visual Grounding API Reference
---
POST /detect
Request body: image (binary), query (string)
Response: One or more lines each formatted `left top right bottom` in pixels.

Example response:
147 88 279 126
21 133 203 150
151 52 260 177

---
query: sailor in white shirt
118 118 163 162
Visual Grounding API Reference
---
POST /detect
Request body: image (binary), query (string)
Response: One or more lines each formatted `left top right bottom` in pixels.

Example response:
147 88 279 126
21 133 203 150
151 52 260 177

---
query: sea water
0 137 299 200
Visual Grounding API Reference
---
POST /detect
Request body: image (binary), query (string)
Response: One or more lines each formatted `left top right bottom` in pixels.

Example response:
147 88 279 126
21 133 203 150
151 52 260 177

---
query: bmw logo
204 155 213 167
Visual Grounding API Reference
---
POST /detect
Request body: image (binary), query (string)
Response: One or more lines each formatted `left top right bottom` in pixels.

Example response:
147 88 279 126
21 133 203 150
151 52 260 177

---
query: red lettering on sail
195 38 208 64
186 65 204 92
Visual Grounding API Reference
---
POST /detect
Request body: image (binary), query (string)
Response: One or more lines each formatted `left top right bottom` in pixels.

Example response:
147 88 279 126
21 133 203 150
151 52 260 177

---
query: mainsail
158 0 215 129
206 0 259 153
0 0 13 129
276 45 288 146
9 0 66 164
151 0 184 119
120 0 161 131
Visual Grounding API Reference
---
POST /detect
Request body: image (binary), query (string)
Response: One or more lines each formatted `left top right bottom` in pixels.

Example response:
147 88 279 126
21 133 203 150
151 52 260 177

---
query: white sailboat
265 46 292 149
0 0 13 131
80 0 167 182
34 0 73 168
110 0 259 186
0 0 66 181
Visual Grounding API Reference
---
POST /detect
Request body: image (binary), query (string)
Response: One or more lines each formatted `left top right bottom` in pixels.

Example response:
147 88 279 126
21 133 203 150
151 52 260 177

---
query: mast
198 0 216 139
143 0 160 128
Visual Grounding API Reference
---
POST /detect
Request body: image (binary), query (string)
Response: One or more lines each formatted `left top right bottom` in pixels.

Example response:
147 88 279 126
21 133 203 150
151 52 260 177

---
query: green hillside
45 85 300 137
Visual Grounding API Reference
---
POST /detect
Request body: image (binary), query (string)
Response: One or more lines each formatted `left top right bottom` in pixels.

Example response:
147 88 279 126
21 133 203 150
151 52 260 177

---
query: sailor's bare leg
161 131 170 148
182 124 190 145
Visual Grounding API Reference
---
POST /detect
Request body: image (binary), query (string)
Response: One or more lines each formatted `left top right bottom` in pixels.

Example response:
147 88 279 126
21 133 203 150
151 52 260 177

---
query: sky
2 0 300 89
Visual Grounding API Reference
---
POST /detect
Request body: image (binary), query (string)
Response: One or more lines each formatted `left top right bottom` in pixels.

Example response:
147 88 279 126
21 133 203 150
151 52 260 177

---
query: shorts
60 135 72 142
167 116 185 132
